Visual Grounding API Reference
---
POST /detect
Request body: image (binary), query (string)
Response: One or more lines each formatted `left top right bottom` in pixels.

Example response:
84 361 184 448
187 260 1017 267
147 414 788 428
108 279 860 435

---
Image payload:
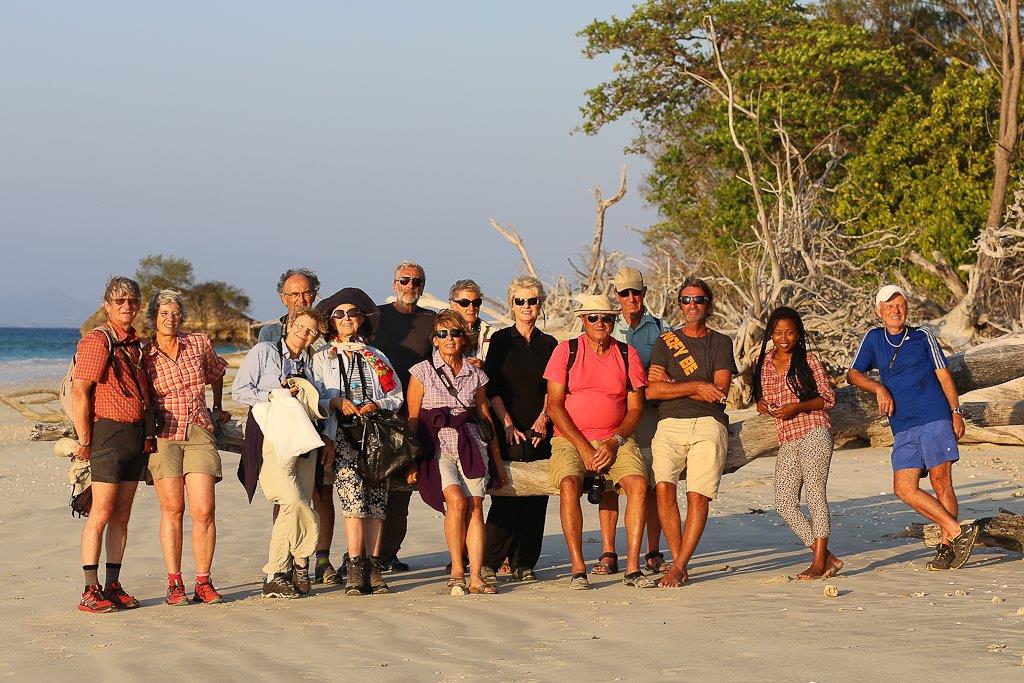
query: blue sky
0 2 655 324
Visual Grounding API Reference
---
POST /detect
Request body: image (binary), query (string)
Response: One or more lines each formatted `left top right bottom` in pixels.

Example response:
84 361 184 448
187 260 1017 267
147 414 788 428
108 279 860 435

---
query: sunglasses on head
331 309 363 319
585 314 616 324
513 297 540 306
617 288 643 298
678 295 711 305
452 297 482 308
395 276 424 287
433 328 465 339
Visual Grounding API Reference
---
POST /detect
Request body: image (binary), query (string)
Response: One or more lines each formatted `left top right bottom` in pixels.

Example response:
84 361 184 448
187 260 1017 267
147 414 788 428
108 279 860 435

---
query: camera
584 471 606 505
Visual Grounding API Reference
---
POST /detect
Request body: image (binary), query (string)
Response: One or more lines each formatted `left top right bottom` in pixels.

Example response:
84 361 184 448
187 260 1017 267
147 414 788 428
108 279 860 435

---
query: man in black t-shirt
647 277 737 588
370 260 436 571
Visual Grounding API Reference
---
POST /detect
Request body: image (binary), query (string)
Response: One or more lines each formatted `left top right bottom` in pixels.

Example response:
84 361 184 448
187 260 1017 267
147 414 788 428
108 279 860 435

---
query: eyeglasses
158 311 182 320
291 322 319 337
513 297 540 307
331 309 363 319
395 277 424 287
282 290 315 300
452 297 482 308
585 314 616 324
678 295 711 305
616 289 643 298
433 328 465 339
109 297 141 308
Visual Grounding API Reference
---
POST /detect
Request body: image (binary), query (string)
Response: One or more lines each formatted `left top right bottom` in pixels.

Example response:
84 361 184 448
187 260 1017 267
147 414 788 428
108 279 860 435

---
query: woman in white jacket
312 288 403 596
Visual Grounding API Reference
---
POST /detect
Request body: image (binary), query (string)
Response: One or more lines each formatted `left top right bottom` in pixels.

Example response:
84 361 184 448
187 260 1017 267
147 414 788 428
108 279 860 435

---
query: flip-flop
591 552 619 575
644 551 667 573
569 572 590 590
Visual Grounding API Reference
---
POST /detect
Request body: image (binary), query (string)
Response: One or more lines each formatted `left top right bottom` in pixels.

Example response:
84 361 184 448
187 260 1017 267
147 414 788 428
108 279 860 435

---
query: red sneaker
192 580 223 604
104 581 140 609
79 585 116 613
165 580 189 606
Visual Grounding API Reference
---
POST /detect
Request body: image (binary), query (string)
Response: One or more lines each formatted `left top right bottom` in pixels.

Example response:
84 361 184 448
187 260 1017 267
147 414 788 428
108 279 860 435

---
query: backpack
58 326 136 420
564 337 633 394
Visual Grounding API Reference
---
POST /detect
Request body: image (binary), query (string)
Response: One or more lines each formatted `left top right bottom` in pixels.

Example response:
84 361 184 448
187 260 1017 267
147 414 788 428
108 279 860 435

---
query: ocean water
0 327 246 390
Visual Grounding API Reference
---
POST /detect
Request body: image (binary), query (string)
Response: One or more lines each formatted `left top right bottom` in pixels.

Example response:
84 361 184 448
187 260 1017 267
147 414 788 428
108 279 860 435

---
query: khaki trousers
259 440 319 578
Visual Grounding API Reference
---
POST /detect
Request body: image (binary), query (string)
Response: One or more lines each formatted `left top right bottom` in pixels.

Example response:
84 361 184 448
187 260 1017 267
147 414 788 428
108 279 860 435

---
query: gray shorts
439 452 488 499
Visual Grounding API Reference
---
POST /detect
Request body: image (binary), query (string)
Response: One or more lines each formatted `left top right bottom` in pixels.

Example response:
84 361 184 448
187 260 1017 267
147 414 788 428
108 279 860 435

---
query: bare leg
893 469 961 541
344 517 365 558
104 481 139 565
184 473 217 574
81 482 118 568
366 518 384 557
153 477 185 574
655 482 685 587
662 491 709 587
442 486 468 579
466 497 487 590
928 463 959 544
597 491 619 568
313 485 335 554
619 476 647 575
559 477 586 575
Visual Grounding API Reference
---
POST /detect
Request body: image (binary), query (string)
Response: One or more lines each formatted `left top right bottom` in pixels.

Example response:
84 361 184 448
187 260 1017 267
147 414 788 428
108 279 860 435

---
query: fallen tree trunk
31 335 1024 496
886 510 1024 554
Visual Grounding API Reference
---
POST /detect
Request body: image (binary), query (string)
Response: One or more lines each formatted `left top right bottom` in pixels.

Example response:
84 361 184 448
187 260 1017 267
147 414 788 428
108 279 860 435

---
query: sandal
644 551 667 574
568 572 590 591
623 571 658 589
590 552 619 575
469 584 497 595
447 576 468 596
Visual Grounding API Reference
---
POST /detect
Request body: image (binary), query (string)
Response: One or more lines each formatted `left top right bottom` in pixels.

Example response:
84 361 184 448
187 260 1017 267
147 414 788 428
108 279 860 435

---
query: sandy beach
0 395 1022 681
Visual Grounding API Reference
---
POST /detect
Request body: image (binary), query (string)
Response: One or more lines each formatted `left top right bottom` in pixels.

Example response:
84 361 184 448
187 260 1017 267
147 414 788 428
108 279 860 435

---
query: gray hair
678 276 715 316
393 260 426 283
275 268 321 295
449 278 482 301
102 276 141 303
506 275 546 312
147 288 188 326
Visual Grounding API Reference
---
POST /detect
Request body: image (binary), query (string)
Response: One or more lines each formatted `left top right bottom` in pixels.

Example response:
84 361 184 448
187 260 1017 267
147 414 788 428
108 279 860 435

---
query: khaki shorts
549 436 650 490
150 424 223 482
651 417 727 499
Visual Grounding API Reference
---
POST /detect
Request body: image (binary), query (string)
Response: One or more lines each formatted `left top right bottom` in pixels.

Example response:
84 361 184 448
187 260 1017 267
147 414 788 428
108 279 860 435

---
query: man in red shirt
543 294 655 590
70 276 150 613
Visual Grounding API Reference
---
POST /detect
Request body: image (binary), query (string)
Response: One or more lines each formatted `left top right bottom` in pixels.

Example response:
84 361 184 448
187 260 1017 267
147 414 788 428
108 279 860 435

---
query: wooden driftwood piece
886 510 1024 553
30 335 1024 497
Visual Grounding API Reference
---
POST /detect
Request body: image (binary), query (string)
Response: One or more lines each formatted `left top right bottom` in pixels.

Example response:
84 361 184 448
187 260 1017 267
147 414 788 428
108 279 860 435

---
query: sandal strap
598 552 618 560
644 551 665 560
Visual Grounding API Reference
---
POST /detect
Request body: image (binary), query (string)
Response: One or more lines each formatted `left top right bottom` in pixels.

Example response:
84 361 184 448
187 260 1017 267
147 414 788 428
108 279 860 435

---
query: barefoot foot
658 566 688 588
821 553 844 579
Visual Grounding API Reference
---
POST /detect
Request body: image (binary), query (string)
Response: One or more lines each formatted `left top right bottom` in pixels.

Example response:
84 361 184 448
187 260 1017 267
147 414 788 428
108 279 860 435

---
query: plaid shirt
759 349 835 444
72 325 148 423
410 351 488 456
143 332 227 440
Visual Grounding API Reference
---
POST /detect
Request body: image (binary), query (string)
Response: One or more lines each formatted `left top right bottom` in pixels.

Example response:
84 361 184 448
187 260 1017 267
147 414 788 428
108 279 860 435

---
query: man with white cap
848 285 978 570
543 294 655 590
604 266 667 574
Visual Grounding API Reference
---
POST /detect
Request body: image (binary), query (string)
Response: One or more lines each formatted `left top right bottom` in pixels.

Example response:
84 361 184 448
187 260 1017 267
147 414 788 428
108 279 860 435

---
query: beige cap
574 293 620 317
874 284 907 306
612 266 645 291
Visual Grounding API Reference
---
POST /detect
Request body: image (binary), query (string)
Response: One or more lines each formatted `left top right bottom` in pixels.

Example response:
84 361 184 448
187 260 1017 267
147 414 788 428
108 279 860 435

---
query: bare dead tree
583 165 628 293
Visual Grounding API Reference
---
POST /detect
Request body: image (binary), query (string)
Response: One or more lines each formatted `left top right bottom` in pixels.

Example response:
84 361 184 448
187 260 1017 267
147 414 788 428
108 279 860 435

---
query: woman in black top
482 276 558 582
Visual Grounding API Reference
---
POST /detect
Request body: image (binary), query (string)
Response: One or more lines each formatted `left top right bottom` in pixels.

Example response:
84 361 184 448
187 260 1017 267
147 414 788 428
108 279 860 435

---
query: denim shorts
891 419 959 473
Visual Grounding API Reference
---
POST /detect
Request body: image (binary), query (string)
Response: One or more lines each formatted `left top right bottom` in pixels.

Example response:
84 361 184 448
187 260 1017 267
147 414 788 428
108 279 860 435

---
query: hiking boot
346 556 367 596
103 582 140 609
291 564 311 595
381 555 410 573
949 523 980 569
480 566 498 586
368 556 390 595
193 580 223 604
165 579 190 606
314 559 338 585
262 574 298 599
926 544 954 571
79 585 116 613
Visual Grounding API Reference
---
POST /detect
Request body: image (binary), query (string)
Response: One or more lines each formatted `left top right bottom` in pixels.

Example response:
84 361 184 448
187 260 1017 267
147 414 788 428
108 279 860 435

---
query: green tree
135 254 195 300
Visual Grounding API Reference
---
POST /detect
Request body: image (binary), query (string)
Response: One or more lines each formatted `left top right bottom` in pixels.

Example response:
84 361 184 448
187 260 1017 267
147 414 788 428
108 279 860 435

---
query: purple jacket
415 406 499 513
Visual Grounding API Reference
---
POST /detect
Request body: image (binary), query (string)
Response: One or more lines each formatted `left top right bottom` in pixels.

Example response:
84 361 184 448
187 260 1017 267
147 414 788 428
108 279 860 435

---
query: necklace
884 327 909 348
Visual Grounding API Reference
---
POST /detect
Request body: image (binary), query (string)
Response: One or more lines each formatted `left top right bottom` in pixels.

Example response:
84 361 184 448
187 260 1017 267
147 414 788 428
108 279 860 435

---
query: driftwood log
886 509 1024 554
30 335 1024 497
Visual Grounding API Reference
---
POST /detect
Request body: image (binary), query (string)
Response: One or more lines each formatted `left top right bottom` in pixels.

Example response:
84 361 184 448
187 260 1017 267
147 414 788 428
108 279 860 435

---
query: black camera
584 471 606 505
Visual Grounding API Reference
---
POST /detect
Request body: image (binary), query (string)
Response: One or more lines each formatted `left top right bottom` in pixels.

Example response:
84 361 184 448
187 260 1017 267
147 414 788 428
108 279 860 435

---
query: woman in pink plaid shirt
752 307 842 580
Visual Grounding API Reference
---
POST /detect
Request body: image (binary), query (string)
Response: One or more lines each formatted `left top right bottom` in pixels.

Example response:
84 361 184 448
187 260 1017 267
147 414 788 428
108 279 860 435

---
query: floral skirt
333 434 388 519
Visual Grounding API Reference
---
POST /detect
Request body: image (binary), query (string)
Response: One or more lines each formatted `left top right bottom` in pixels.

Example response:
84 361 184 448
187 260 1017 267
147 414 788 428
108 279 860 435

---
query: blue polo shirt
851 326 951 435
612 311 663 369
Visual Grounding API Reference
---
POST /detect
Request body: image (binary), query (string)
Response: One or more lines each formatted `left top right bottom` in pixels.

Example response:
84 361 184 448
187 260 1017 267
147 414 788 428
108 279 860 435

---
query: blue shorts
891 419 959 473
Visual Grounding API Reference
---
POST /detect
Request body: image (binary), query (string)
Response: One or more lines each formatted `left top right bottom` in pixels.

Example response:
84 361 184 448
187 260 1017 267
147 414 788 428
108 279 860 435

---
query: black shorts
90 418 148 484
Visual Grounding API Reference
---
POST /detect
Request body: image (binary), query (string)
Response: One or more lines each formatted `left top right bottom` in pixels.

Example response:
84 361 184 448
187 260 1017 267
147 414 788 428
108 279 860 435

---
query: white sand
0 410 1022 680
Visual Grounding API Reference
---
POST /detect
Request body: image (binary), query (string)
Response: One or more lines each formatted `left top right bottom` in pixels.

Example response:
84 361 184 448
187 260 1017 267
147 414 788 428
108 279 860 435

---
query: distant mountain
0 289 95 328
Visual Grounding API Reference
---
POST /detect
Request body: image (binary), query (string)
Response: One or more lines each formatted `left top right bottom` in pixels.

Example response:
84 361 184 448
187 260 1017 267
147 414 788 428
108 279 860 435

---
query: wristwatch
612 434 626 447
951 406 963 415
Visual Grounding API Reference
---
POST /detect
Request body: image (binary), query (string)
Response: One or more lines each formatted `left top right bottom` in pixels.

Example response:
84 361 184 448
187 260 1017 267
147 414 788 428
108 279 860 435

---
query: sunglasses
616 289 643 298
109 297 141 307
678 295 711 305
433 328 466 339
513 297 540 306
585 314 617 324
395 277 424 287
452 297 483 308
331 309 364 319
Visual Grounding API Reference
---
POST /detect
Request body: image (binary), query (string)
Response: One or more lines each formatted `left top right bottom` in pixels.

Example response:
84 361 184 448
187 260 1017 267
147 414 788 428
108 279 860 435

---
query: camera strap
433 363 469 409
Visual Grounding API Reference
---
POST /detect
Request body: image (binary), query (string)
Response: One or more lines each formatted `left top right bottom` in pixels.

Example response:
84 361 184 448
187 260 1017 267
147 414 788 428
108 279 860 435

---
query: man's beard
397 291 420 306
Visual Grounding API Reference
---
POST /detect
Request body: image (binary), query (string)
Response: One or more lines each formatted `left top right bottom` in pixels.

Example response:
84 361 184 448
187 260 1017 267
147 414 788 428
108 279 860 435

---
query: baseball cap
613 267 644 292
874 284 907 306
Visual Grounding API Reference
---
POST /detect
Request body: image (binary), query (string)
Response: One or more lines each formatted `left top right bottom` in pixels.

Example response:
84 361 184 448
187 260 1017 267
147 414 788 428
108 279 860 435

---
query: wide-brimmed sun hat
574 293 620 317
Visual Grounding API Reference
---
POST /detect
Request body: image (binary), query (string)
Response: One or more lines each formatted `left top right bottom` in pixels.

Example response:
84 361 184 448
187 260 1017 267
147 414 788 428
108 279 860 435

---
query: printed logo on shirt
660 330 699 376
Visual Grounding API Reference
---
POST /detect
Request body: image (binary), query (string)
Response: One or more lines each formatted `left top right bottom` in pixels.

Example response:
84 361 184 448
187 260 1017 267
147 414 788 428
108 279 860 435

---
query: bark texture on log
889 511 1024 553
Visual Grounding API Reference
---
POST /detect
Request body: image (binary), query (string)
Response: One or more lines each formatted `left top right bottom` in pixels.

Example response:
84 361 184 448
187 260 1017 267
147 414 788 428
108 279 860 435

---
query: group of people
68 261 980 612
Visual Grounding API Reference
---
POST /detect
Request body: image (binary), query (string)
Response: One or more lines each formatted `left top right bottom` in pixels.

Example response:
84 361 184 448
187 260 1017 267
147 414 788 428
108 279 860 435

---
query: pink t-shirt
543 335 647 441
